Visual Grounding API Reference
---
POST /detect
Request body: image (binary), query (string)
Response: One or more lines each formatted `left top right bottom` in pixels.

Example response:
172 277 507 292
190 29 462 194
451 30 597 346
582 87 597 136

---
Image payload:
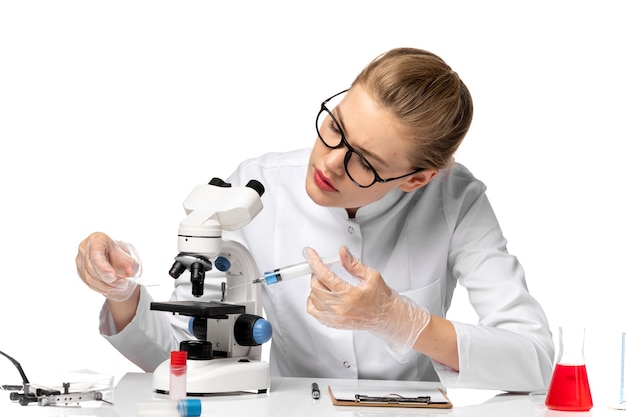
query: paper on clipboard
328 385 452 409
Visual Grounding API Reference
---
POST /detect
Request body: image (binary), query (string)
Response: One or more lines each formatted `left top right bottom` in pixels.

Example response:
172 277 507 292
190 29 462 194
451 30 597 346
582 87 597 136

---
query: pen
311 382 320 400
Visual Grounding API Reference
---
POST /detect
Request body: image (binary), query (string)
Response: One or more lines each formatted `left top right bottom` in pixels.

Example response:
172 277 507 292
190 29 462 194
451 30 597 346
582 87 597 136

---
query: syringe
252 256 341 285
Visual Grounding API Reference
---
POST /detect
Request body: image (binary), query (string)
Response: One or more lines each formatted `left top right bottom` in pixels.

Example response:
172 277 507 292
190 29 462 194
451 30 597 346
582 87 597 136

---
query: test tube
136 399 201 417
169 350 187 400
619 331 626 404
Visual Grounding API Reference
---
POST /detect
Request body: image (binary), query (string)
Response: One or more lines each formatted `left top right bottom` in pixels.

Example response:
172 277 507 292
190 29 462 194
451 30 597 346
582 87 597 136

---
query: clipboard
328 385 452 409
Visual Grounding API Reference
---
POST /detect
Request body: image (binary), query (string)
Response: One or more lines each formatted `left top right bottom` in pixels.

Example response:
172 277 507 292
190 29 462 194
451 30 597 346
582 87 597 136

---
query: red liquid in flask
545 363 593 411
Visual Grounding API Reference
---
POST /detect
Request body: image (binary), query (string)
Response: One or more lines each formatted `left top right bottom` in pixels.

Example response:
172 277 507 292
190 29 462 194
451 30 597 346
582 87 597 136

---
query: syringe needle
232 277 265 287
228 282 253 290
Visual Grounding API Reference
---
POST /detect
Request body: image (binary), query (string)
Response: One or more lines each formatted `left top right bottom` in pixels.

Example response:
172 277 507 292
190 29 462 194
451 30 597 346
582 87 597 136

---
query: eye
348 151 375 174
356 155 374 172
328 116 343 136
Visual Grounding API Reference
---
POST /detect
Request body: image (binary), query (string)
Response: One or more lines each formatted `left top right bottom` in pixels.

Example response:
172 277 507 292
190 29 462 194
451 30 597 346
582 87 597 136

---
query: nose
324 146 347 176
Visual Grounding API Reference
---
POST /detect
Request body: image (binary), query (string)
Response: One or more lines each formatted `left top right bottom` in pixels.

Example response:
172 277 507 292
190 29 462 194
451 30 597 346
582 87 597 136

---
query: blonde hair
352 48 473 170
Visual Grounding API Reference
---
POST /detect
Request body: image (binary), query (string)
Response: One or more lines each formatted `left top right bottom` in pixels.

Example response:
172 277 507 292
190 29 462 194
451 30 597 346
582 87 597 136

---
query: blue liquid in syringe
255 256 340 285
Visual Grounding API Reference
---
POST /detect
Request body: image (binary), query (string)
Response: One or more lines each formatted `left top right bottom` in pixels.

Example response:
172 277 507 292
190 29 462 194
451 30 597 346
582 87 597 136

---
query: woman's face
306 84 428 216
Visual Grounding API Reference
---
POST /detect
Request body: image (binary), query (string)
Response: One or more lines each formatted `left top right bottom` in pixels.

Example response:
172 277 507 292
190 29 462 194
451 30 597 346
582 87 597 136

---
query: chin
305 181 324 206
305 180 337 209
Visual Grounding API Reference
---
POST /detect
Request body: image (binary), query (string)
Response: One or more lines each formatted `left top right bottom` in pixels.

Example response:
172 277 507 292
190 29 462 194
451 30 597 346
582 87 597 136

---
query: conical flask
545 326 593 411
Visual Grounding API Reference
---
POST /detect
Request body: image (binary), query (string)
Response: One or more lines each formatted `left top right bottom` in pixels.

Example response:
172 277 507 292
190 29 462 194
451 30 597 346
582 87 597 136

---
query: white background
1 0 624 403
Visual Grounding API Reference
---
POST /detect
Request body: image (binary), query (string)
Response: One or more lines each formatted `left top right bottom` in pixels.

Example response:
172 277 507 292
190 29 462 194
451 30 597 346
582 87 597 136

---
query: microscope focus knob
214 256 231 272
234 314 273 346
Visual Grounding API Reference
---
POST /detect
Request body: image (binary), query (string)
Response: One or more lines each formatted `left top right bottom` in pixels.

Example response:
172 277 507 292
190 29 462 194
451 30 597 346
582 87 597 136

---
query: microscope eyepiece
208 177 230 187
245 179 265 197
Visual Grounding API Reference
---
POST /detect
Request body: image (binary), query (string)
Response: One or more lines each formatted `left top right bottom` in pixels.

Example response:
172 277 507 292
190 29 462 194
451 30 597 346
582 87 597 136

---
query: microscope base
152 357 270 395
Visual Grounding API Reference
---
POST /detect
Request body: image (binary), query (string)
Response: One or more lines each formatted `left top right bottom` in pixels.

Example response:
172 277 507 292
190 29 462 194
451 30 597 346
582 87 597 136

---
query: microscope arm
219 239 262 315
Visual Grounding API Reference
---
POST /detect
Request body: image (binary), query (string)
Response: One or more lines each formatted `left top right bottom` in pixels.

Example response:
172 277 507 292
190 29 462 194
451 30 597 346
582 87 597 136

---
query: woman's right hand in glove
75 232 142 302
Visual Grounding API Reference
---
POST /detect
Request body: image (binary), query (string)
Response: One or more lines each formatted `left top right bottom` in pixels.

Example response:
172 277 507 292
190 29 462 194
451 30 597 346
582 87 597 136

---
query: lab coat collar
332 187 414 223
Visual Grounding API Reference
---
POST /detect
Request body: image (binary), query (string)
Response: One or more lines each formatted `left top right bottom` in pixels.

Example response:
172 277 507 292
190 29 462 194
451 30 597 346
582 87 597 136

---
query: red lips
314 169 337 192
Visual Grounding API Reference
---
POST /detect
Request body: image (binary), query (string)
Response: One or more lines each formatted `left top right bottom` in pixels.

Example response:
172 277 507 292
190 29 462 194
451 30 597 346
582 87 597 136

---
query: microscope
150 178 273 395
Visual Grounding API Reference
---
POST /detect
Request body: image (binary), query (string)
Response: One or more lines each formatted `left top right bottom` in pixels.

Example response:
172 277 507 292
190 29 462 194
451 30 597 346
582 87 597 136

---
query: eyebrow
334 107 390 168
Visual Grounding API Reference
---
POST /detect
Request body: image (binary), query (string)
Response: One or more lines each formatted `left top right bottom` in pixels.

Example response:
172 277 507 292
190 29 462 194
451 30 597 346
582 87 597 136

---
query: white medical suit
99 148 554 392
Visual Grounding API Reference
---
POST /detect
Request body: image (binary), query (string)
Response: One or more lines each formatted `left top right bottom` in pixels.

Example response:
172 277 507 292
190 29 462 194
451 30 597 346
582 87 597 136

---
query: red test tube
169 350 188 400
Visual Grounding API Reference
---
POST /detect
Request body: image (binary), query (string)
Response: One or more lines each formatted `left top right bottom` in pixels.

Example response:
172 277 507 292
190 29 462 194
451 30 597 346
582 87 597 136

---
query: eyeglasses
315 90 425 188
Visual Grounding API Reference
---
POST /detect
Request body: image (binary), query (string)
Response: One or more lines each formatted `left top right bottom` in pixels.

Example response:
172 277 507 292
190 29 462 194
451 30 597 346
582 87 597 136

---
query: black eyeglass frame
316 89 425 188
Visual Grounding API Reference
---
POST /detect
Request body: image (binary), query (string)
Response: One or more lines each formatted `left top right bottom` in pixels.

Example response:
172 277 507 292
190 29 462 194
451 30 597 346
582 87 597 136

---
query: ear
397 169 438 192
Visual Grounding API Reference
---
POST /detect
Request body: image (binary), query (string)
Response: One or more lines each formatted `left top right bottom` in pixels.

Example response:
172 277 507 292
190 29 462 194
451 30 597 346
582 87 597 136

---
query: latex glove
305 246 431 355
76 232 142 302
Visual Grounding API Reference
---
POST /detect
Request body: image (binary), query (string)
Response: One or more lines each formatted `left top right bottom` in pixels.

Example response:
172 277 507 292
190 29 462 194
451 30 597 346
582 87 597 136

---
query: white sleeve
99 286 190 372
437 179 554 391
435 322 553 391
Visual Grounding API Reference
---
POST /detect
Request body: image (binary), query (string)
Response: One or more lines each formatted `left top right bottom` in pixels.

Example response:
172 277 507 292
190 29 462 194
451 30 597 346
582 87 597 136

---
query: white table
2 372 623 416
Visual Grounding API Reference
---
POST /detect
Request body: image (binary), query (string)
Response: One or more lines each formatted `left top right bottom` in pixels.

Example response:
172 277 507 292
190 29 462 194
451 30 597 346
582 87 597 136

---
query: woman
76 47 554 392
